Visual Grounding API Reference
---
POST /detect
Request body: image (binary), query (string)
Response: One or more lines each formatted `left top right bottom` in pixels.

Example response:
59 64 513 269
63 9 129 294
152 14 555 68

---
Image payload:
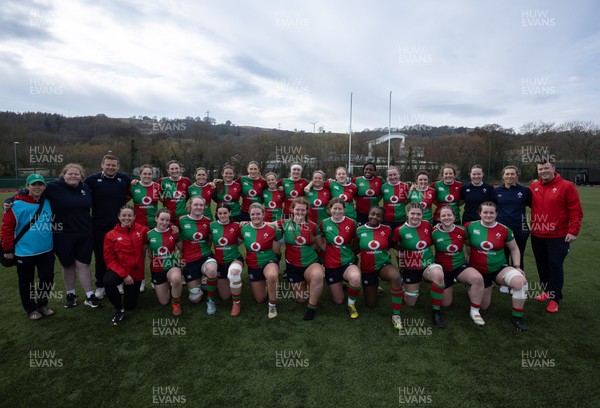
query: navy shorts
361 262 392 287
402 268 424 284
444 264 469 288
356 213 369 226
285 262 309 283
217 257 244 279
183 256 215 283
325 262 354 285
53 232 93 267
480 265 509 288
151 271 168 285
247 259 278 282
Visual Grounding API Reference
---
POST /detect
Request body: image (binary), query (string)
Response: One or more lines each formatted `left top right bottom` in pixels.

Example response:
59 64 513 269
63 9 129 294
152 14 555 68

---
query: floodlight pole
348 92 353 174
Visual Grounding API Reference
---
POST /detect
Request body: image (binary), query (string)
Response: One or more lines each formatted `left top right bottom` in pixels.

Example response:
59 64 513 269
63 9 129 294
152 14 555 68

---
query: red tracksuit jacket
103 223 149 280
529 173 583 238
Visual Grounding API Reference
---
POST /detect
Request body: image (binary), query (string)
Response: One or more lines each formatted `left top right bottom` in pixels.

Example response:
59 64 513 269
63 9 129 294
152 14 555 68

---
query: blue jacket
0 195 53 256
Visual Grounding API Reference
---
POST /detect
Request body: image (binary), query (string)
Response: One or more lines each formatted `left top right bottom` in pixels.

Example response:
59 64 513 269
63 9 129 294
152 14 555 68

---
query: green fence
0 177 27 190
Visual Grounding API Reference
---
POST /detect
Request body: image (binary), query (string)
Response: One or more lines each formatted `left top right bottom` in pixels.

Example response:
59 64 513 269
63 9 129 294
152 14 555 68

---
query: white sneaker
94 287 105 300
117 284 124 295
499 285 510 294
392 315 403 330
268 305 278 319
207 299 217 315
139 280 145 293
470 311 485 326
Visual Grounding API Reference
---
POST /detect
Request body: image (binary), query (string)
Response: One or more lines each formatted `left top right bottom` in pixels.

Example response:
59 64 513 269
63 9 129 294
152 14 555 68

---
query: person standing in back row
460 165 494 224
493 165 531 295
529 160 583 314
85 155 132 300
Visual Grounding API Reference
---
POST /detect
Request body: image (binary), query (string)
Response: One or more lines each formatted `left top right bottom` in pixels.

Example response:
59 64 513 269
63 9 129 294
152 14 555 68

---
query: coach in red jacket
103 205 149 325
529 160 583 313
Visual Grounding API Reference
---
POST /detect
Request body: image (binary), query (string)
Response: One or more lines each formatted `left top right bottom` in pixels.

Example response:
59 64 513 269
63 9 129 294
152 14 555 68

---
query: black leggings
103 269 141 311
16 251 55 315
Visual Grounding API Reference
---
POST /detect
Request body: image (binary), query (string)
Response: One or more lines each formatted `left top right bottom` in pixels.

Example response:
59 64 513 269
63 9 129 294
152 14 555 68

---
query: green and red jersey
465 221 514 274
187 182 215 220
328 180 358 220
238 176 267 213
130 182 161 228
147 228 179 272
431 224 467 271
356 223 392 272
210 220 242 265
178 215 213 263
408 187 436 223
393 221 435 270
431 180 463 222
279 178 308 215
353 175 384 216
159 177 191 221
261 188 284 222
214 182 242 217
278 219 319 267
305 187 332 224
239 223 282 269
319 216 357 268
382 181 410 222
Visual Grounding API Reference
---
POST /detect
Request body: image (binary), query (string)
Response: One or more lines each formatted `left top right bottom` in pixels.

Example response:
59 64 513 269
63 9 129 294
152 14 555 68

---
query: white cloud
0 0 598 132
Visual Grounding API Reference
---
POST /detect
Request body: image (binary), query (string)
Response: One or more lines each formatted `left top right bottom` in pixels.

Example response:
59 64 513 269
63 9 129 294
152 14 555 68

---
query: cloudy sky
1 0 598 133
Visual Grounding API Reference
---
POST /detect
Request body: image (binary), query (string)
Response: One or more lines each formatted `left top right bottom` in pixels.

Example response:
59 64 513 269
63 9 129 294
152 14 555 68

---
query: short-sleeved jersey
356 223 392 272
407 187 436 224
187 183 215 220
178 215 213 263
431 180 463 222
305 187 332 224
240 223 282 269
279 178 308 215
214 182 242 217
210 220 242 265
278 219 319 267
130 182 161 228
147 228 179 272
353 176 384 216
159 177 191 220
393 221 435 270
431 224 467 271
382 182 410 222
465 221 514 274
238 176 267 213
261 188 285 222
320 216 357 268
328 181 358 220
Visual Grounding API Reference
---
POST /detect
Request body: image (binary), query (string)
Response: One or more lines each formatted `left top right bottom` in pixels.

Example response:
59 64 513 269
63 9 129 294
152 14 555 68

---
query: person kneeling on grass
239 203 282 319
147 209 184 316
432 206 485 326
392 203 447 329
318 198 362 319
356 206 404 330
210 203 244 317
278 197 325 321
179 197 219 315
1 174 56 320
103 206 149 326
464 201 528 332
